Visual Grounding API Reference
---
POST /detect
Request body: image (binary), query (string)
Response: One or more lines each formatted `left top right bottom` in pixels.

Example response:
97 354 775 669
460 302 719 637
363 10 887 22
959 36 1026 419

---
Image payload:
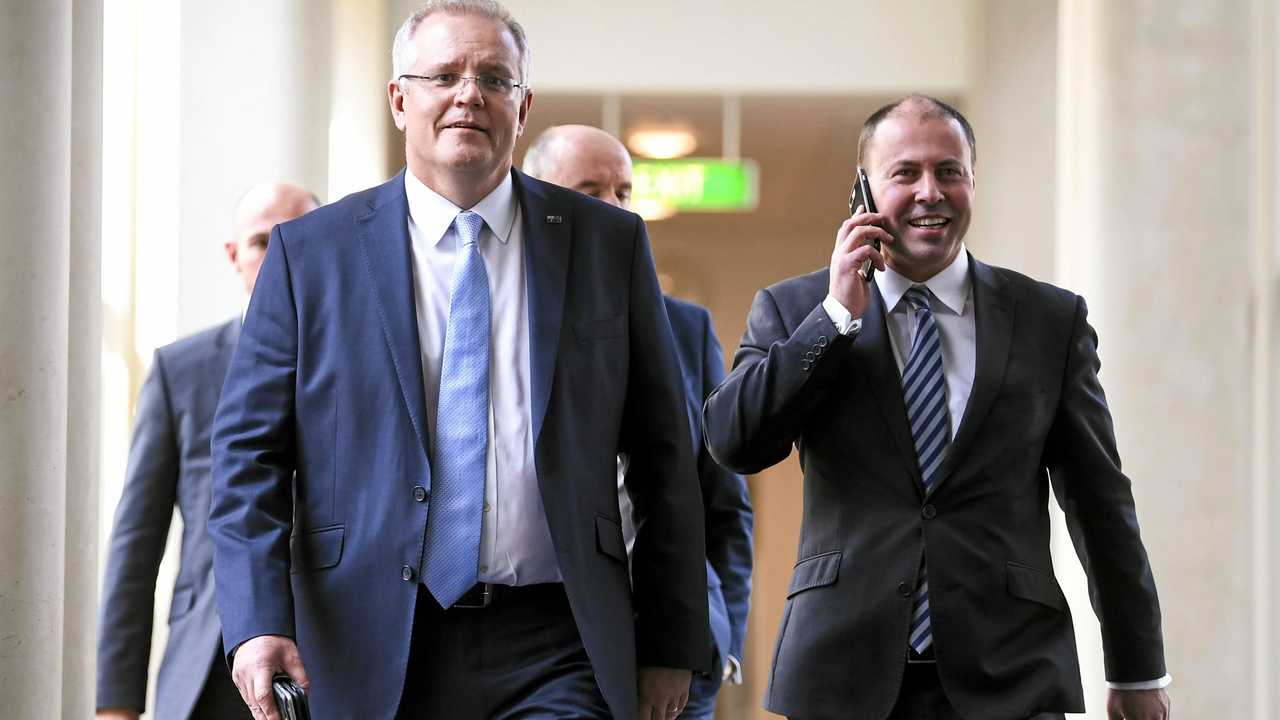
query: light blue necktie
901 285 950 655
421 210 489 608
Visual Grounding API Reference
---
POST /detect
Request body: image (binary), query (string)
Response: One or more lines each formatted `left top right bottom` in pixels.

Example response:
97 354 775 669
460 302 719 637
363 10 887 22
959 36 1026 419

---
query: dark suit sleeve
96 351 179 712
695 309 753 664
618 219 712 672
704 286 851 475
208 225 299 659
1045 296 1167 683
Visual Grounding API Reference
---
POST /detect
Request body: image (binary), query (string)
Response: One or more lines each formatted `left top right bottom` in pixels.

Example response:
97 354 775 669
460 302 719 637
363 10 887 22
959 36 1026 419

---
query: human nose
453 76 484 104
914 173 944 204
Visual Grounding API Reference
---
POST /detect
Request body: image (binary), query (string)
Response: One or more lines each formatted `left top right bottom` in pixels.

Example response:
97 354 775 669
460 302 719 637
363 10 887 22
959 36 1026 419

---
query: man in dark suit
703 95 1172 720
522 124 755 720
209 3 709 719
95 183 318 720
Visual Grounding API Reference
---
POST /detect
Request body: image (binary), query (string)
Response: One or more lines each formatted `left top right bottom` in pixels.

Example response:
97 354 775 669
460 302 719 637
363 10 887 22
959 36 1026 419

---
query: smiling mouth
908 216 950 229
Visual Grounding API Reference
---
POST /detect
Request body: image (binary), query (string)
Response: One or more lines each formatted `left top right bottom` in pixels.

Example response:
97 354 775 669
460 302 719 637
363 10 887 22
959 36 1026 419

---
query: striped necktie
421 210 490 608
901 285 951 655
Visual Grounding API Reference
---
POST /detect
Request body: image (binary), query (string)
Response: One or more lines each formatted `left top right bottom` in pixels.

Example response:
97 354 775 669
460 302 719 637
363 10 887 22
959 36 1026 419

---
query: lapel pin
545 215 562 224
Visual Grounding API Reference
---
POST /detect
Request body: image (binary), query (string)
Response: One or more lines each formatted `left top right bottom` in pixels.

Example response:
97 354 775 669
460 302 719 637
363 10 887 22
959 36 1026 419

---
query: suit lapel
512 170 571 446
357 172 432 461
933 256 1013 492
852 283 922 489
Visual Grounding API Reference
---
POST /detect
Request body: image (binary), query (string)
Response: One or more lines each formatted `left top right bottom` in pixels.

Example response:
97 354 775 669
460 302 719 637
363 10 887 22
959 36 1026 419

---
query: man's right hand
231 634 309 720
95 710 139 720
829 208 892 320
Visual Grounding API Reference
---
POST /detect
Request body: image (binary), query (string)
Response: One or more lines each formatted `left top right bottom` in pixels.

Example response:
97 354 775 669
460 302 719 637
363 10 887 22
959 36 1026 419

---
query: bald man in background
524 125 755 720
96 183 319 720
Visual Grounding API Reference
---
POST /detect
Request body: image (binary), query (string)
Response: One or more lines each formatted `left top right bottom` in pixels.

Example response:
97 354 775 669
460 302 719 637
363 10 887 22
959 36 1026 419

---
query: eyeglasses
398 73 527 97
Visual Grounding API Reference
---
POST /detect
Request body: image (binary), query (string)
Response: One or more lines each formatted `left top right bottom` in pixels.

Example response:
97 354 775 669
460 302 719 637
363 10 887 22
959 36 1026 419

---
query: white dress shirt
822 247 1171 691
405 171 560 586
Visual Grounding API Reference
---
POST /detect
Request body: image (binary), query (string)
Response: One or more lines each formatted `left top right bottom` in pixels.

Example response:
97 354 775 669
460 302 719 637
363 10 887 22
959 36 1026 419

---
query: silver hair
391 0 531 87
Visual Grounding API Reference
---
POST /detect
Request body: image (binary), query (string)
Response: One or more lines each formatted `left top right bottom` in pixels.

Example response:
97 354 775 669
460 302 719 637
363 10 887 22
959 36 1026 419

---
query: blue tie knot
454 210 486 248
905 286 932 313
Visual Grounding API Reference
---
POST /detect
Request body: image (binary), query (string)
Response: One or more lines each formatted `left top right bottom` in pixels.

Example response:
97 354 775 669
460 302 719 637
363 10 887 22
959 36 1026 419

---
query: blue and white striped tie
421 210 489 609
901 285 950 655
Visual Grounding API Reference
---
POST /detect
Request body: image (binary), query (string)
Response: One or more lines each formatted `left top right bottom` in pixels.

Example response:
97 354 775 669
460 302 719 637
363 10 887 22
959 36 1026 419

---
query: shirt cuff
1107 674 1172 691
723 655 743 685
821 294 862 336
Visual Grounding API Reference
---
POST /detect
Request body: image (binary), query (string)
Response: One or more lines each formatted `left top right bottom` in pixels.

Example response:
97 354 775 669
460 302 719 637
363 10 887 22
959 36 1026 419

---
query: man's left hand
1107 688 1171 720
637 666 690 720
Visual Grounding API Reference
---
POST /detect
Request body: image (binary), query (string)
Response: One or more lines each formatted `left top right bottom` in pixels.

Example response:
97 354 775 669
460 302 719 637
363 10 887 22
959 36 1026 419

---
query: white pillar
0 0 103 716
174 0 332 335
330 0 394 202
1057 1 1275 716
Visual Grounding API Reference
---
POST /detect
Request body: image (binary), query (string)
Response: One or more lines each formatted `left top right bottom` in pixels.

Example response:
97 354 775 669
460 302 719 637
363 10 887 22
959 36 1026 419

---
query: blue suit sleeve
695 309 754 664
209 225 299 659
618 219 712 672
95 351 179 712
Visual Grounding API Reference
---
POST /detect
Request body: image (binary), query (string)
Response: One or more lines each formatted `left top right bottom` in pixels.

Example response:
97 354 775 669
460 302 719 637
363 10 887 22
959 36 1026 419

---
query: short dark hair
856 94 976 170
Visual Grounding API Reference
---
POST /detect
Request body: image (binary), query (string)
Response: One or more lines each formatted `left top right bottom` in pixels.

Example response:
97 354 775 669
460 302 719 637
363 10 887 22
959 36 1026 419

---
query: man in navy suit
209 3 709 719
95 183 318 720
522 123 755 720
704 96 1171 720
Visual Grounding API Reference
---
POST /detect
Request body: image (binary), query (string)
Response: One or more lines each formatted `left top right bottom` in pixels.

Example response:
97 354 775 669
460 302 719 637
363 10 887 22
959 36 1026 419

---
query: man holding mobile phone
703 95 1171 720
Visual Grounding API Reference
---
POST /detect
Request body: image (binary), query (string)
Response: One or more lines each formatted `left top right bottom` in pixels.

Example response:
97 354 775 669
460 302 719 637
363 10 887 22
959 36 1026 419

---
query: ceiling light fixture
626 123 698 159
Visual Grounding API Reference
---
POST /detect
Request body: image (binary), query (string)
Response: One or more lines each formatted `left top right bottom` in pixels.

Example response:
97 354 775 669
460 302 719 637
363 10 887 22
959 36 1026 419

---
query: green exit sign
633 159 759 212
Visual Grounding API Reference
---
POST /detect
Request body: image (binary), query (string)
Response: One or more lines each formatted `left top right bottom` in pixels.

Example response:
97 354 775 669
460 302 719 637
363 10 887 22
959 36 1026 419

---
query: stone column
330 0 395 201
174 0 332 335
1056 0 1276 716
0 0 103 716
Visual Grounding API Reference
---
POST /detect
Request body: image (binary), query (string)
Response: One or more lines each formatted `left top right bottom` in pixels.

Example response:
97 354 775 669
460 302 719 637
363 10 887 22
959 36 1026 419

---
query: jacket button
898 581 911 597
804 351 816 361
817 335 829 346
922 504 937 520
401 565 415 582
413 485 427 502
801 359 812 372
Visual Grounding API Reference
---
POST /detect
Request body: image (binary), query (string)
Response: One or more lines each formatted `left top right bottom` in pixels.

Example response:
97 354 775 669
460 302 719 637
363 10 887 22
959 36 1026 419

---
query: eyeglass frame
397 72 529 97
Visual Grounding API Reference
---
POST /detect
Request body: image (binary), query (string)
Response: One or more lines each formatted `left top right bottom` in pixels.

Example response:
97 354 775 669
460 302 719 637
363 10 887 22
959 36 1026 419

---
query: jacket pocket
168 586 195 620
787 550 842 598
290 524 345 574
573 315 624 342
595 514 628 563
1006 561 1067 611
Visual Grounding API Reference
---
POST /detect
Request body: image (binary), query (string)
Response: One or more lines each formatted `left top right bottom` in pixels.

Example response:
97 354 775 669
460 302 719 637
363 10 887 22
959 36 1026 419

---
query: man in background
95 183 318 720
523 124 755 720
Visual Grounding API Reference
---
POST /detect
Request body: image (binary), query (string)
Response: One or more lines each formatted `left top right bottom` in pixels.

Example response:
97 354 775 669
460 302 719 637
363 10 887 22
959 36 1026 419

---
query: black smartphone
272 675 312 720
848 167 879 281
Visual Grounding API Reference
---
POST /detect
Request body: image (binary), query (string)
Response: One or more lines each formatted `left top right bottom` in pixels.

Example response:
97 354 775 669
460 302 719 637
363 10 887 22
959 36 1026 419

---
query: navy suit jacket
97 319 239 718
704 257 1166 720
210 170 710 719
661 296 753 673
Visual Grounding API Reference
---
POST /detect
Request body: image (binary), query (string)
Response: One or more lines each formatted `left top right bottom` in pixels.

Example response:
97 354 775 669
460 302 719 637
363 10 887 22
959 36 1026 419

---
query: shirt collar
875 244 971 316
403 170 518 247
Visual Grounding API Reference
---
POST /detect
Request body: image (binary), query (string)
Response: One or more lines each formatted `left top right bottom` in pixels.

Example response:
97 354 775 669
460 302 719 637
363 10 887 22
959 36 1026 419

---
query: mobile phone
848 167 879 281
272 675 312 720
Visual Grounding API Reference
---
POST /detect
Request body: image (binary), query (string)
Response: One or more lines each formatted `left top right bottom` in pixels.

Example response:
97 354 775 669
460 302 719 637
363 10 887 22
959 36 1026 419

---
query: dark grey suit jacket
704 256 1166 720
96 319 238 717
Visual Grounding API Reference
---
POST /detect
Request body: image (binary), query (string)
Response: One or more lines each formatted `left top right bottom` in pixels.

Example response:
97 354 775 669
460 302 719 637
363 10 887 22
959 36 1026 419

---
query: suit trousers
189 645 253 719
789 661 1068 720
396 583 610 719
